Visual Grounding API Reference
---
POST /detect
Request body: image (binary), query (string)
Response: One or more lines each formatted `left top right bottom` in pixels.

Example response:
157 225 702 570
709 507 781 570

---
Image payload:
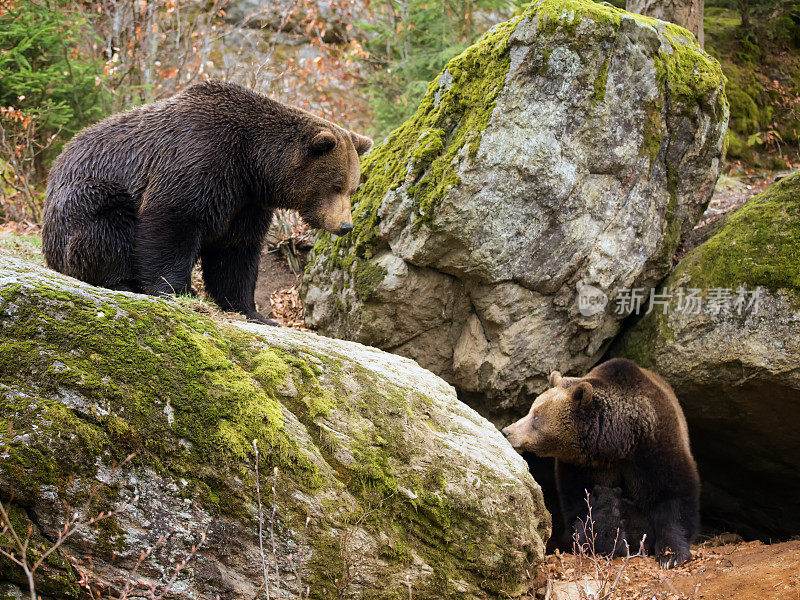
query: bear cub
42 80 372 323
502 358 700 568
575 485 650 557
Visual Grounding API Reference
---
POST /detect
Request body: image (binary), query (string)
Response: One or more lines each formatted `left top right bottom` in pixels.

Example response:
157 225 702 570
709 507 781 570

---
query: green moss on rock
640 100 665 165
312 12 522 268
617 307 672 367
671 172 800 295
532 0 724 111
618 173 800 364
593 56 611 105
353 261 388 302
532 0 725 113
1 253 549 598
0 283 326 502
308 0 726 290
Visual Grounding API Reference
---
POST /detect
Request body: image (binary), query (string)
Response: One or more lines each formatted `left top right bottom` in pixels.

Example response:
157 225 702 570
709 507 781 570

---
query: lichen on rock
0 252 548 599
301 0 728 420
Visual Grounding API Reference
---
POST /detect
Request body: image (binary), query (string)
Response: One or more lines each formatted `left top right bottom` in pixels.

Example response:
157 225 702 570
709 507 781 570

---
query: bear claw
657 548 690 569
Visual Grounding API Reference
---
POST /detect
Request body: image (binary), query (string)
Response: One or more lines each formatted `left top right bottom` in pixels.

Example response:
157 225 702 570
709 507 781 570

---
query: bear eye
332 185 344 194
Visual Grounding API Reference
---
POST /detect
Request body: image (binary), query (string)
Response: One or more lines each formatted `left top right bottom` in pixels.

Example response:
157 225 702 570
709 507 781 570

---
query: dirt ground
541 539 800 600
253 247 301 319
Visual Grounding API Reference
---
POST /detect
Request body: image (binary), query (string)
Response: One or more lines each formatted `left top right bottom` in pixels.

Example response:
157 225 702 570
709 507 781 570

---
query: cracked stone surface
300 0 728 420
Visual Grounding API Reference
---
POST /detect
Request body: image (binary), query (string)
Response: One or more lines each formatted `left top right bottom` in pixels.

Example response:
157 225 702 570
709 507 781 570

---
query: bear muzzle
338 222 354 234
501 424 526 453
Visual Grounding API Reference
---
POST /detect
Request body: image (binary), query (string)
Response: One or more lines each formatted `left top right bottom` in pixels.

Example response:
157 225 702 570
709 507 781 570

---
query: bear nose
501 427 510 438
339 222 354 234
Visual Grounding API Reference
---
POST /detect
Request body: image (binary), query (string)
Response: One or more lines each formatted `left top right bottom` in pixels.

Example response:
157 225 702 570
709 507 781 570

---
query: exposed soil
670 540 800 600
253 247 301 319
541 539 800 600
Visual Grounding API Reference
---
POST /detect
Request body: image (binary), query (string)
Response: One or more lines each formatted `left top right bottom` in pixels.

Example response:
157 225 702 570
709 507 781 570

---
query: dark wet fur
557 359 700 567
43 80 368 323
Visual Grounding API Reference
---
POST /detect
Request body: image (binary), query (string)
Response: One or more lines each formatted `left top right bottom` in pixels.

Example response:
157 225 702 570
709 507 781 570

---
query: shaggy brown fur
42 80 371 323
503 358 700 568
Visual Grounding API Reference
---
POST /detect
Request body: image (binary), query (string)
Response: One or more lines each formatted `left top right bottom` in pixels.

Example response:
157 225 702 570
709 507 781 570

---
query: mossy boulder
612 172 800 540
300 0 728 421
0 252 549 599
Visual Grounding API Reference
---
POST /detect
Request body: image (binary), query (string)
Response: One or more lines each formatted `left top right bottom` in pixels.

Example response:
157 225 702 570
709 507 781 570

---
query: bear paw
656 546 691 569
245 311 280 326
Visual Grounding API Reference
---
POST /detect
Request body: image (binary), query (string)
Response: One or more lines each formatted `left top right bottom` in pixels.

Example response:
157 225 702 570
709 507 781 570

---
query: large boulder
612 173 800 540
0 252 548 600
300 0 728 420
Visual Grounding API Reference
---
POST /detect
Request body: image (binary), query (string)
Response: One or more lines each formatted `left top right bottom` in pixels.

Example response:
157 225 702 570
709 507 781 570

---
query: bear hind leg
61 180 137 288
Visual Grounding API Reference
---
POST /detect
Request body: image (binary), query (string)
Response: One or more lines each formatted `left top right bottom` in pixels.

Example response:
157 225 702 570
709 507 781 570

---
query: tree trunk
738 0 751 34
626 0 704 48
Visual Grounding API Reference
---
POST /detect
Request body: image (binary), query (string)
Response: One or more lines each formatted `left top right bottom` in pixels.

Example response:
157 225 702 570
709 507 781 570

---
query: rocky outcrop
300 0 728 420
0 253 549 599
612 173 800 540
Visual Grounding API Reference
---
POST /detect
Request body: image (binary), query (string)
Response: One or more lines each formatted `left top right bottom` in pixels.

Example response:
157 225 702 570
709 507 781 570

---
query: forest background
1 0 799 225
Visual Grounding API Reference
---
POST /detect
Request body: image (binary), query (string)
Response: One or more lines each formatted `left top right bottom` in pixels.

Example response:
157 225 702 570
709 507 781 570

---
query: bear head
501 370 594 463
291 126 372 235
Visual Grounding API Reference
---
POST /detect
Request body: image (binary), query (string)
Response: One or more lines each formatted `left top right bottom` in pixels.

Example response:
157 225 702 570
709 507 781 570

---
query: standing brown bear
502 358 700 568
42 80 372 323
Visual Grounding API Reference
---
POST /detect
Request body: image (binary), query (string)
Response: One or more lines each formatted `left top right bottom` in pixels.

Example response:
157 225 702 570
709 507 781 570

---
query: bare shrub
0 454 136 599
540 491 649 600
0 106 61 221
266 209 314 275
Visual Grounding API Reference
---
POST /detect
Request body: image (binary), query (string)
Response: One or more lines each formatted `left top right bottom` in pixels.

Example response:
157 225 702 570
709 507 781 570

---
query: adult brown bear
502 358 700 568
42 80 372 323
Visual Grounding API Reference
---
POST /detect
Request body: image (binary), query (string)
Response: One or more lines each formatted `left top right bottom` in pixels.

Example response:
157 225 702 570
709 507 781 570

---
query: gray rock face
612 173 800 539
300 0 728 420
0 253 548 599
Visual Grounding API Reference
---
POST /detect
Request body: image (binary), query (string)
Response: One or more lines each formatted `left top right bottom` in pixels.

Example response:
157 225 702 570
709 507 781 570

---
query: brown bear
42 80 372 323
502 358 700 568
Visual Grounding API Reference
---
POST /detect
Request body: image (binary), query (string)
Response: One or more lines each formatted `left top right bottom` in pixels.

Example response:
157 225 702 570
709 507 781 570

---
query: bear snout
501 425 528 453
339 222 354 234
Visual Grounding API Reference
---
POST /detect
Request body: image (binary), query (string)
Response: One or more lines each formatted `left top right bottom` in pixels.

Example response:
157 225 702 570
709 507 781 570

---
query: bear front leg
135 212 202 297
648 498 691 568
555 460 598 548
201 242 275 325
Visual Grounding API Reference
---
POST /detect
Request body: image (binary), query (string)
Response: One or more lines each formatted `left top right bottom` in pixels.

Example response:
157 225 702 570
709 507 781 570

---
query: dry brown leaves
0 219 40 235
269 283 309 330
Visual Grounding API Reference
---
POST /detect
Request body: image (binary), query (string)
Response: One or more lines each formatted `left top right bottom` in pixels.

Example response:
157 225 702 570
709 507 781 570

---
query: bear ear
570 381 593 407
548 371 562 387
350 131 373 156
311 130 337 154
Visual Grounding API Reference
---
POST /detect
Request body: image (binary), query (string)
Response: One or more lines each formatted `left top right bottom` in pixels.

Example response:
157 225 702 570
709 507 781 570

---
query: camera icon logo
577 284 608 317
